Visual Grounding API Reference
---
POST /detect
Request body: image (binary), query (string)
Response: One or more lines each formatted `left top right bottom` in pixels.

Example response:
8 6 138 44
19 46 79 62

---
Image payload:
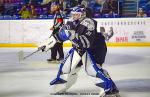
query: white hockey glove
101 27 114 41
106 27 114 41
38 35 57 52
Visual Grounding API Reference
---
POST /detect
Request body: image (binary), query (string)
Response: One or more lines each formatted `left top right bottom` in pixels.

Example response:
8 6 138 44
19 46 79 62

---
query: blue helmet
71 6 85 13
70 6 86 21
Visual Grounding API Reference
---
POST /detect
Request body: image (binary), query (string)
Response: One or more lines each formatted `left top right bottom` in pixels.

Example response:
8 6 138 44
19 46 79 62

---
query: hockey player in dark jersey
39 5 120 97
47 2 64 62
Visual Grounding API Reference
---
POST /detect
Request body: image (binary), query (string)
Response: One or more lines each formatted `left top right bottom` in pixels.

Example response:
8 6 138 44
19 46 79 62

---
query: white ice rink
0 47 150 97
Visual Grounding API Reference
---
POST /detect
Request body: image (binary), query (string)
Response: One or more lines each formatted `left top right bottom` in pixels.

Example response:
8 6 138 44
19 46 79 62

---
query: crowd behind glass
0 0 149 19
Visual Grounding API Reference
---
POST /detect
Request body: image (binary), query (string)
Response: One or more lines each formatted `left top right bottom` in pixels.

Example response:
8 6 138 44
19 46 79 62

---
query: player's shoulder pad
80 18 95 31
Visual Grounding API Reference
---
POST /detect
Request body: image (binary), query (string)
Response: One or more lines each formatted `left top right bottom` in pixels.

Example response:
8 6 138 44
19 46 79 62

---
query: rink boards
0 18 150 47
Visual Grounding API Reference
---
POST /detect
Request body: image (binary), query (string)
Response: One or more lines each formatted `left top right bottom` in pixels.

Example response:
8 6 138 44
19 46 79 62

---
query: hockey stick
18 45 47 62
18 34 57 62
18 49 40 62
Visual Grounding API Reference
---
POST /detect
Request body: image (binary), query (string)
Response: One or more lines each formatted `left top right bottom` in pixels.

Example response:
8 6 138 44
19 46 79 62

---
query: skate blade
50 83 67 93
115 93 121 97
47 61 58 63
99 88 105 97
103 93 121 97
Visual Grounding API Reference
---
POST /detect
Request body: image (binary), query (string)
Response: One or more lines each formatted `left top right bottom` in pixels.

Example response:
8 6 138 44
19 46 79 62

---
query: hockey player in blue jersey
39 5 120 97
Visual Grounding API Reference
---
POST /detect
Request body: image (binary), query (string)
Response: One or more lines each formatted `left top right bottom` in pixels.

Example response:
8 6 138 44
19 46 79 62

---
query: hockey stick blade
18 49 40 62
18 50 24 62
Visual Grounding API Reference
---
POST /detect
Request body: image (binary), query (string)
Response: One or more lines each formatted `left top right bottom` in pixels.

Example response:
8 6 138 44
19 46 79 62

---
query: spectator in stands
70 0 78 7
23 0 30 4
64 0 78 15
80 1 93 18
0 3 4 15
96 0 105 5
59 0 66 11
30 4 37 18
41 0 52 5
3 0 16 16
59 0 72 17
137 8 147 17
110 0 118 13
101 0 118 17
39 1 51 16
81 0 88 7
29 0 41 5
92 1 101 17
18 5 31 19
0 0 4 4
101 0 111 14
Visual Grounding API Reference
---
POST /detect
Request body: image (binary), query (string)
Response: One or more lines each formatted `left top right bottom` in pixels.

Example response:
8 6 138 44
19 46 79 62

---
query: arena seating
0 0 149 19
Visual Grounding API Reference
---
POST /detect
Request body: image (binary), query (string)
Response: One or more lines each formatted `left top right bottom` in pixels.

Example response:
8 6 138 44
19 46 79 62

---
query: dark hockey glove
38 45 46 52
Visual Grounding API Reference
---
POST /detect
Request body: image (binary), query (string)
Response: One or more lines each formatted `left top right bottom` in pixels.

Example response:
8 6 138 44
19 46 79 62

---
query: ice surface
0 47 150 97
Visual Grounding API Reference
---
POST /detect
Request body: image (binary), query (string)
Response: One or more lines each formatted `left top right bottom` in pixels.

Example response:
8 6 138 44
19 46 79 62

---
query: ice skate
99 83 121 97
104 87 120 97
50 77 67 93
47 58 57 63
99 88 121 97
51 83 67 93
50 73 78 93
100 93 121 97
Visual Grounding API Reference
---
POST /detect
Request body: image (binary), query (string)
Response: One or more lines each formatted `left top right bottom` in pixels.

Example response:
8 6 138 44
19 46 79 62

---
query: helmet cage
70 6 86 21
